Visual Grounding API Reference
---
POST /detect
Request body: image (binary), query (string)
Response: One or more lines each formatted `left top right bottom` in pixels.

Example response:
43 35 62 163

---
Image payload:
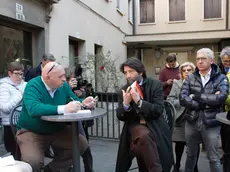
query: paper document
64 110 91 116
0 155 15 167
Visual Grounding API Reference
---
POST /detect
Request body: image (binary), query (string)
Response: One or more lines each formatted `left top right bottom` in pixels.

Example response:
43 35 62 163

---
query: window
169 0 185 22
128 0 133 22
204 0 222 19
140 0 155 23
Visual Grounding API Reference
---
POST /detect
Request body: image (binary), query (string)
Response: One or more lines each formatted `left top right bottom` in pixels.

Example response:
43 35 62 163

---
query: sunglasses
47 63 59 75
182 69 192 72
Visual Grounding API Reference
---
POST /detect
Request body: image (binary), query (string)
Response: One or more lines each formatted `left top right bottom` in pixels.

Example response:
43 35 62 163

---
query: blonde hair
180 62 196 80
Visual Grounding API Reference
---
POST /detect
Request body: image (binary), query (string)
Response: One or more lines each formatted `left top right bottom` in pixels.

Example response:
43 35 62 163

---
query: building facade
126 0 230 77
48 0 132 67
0 0 59 76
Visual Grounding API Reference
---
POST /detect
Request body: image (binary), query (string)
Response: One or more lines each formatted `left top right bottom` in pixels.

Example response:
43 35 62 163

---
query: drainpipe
226 0 229 30
132 0 136 35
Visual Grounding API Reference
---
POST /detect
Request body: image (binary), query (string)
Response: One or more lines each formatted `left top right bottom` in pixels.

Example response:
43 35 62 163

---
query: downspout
226 0 229 30
132 0 136 35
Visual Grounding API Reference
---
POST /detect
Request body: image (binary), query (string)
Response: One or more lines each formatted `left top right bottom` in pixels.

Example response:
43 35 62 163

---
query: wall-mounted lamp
154 48 161 59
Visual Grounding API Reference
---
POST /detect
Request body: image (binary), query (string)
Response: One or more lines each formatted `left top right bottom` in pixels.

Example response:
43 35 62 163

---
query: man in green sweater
16 62 96 172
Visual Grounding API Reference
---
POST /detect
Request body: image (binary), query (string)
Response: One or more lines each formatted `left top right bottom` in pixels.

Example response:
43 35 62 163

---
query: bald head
42 62 66 89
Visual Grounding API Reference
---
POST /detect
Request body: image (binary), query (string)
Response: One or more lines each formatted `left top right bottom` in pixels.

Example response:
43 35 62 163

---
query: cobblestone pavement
0 138 223 172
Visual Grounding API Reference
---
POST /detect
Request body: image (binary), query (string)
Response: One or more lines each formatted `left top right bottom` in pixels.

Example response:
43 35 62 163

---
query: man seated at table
16 62 95 172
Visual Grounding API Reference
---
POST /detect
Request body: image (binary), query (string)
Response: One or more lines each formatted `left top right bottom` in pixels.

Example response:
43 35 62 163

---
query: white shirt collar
199 68 211 78
41 76 57 93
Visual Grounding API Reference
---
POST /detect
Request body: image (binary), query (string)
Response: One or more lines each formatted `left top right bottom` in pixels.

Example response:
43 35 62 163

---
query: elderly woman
167 62 199 172
0 62 26 158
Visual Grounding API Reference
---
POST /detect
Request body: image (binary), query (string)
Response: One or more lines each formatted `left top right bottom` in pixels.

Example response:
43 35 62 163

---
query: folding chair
9 104 54 161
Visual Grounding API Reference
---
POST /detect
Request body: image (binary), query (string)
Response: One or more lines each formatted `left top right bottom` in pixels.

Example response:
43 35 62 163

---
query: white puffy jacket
0 77 27 125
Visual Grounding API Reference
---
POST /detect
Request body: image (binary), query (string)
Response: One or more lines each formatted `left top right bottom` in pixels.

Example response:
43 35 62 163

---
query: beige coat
167 79 186 142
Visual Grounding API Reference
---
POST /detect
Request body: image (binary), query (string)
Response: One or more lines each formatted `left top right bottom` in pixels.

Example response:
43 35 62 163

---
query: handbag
183 108 199 123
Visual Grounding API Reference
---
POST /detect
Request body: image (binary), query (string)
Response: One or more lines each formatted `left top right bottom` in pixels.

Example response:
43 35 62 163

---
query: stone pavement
0 138 223 172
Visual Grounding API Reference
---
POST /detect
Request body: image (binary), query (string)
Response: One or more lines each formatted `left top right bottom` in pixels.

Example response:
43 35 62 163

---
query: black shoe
173 168 179 172
172 165 180 172
43 165 53 172
44 147 54 159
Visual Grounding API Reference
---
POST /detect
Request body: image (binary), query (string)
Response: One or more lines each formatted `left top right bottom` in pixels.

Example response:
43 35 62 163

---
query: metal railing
88 92 123 139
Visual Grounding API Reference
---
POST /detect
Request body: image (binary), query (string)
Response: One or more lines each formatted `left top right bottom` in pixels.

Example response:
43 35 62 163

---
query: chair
9 104 54 160
10 104 22 136
162 100 176 133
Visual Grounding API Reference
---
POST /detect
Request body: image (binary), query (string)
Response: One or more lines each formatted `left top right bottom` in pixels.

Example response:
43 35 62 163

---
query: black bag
183 108 199 123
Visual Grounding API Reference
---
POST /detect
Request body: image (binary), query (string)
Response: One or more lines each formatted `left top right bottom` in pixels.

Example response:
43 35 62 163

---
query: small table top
41 108 107 122
216 112 230 125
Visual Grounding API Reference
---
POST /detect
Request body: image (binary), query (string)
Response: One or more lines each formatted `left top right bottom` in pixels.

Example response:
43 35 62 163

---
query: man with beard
115 57 173 172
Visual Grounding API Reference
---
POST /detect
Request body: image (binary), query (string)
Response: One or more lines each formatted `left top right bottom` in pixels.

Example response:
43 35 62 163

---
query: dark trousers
129 124 162 172
174 141 199 172
220 124 230 172
3 126 17 158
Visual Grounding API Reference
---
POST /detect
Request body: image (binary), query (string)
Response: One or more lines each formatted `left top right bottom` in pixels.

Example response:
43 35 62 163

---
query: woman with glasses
0 61 26 159
167 62 199 172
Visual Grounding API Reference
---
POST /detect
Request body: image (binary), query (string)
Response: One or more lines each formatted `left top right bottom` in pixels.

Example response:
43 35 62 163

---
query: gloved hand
198 102 206 110
193 93 201 101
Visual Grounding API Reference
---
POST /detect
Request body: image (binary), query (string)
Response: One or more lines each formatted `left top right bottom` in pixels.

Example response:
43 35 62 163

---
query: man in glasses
16 62 96 172
24 53 56 82
180 48 228 172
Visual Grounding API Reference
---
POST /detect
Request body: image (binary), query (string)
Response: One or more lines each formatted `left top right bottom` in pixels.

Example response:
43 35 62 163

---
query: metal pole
72 122 80 172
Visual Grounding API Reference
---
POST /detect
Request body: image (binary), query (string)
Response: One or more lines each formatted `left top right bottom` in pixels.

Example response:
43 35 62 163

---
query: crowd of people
0 47 230 172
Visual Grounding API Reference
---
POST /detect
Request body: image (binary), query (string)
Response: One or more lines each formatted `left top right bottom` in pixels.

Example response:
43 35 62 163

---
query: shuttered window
169 0 185 21
140 0 155 23
204 0 222 19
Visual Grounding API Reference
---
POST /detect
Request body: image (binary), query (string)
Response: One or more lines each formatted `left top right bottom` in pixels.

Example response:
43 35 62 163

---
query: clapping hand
122 87 132 105
130 87 140 104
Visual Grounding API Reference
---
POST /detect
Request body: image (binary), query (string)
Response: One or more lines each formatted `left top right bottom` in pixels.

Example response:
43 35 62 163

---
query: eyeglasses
12 72 23 76
223 60 230 63
182 69 192 72
196 57 208 62
47 63 59 75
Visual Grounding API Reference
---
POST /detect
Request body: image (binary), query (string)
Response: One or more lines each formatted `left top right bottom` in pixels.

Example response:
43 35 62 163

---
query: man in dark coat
115 57 173 172
24 53 55 82
180 48 228 172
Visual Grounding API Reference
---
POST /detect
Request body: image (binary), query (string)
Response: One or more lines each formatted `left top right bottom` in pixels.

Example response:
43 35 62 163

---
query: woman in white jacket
0 61 26 158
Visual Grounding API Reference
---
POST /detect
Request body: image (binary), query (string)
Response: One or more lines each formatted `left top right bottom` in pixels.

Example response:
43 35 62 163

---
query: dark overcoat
115 77 174 172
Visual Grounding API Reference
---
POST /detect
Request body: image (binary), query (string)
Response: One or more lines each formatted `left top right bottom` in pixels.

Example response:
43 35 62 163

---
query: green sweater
17 76 82 134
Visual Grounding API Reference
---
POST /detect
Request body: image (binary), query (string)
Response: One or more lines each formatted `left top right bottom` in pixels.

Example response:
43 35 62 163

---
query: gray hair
42 53 56 61
197 48 214 59
220 47 230 59
64 67 75 81
179 61 196 80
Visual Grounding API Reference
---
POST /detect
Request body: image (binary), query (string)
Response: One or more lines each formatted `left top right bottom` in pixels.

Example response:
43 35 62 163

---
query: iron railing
88 92 123 139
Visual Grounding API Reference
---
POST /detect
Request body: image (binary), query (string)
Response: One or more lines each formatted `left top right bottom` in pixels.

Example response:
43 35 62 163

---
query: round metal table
216 112 230 172
41 108 107 172
216 112 230 125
